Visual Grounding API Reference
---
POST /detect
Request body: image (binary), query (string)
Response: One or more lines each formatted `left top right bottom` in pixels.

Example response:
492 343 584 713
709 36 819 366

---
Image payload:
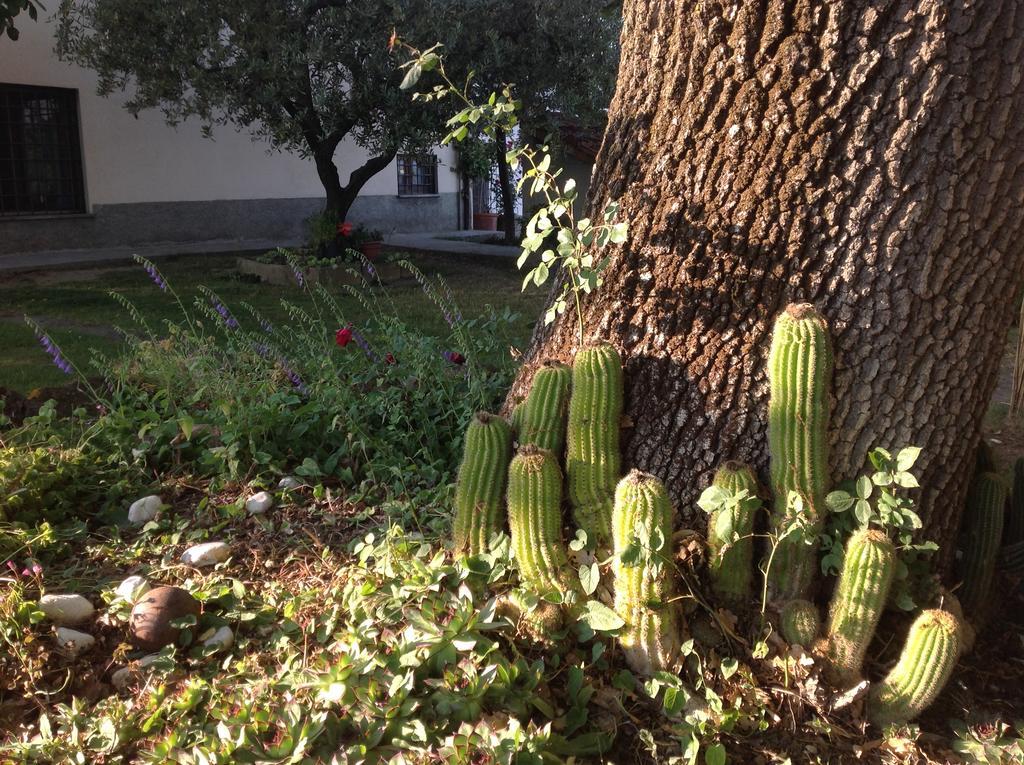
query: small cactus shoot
957 471 1007 616
1007 457 1024 545
567 341 624 546
823 529 897 687
507 445 578 600
780 599 821 646
453 412 513 556
766 303 833 601
707 461 762 604
518 361 572 455
612 470 681 676
867 609 961 727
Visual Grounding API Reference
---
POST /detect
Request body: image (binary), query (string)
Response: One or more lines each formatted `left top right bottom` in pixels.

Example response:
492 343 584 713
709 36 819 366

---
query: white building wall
0 14 460 254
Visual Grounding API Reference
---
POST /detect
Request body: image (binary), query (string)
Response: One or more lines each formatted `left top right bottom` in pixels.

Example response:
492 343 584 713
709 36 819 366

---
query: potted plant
339 222 384 259
473 211 500 231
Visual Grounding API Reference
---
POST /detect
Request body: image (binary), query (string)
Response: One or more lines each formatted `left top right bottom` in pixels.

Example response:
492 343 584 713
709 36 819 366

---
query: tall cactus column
707 461 761 605
518 361 572 454
957 471 1008 617
823 529 897 687
867 609 962 727
612 470 681 676
567 341 624 547
765 303 833 601
508 445 579 601
453 412 513 556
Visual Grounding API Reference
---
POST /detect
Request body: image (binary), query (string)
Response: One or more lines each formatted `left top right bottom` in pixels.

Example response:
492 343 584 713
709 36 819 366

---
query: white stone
180 542 231 567
203 625 234 651
128 495 163 525
55 627 95 656
138 653 163 668
115 575 151 603
111 653 165 689
245 491 274 515
39 593 95 625
278 476 301 490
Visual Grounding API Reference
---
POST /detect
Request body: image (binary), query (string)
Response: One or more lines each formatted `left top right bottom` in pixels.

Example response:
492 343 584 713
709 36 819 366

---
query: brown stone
130 586 201 649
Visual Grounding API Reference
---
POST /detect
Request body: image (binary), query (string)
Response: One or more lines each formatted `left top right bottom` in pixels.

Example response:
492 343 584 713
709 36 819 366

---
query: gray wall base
0 193 459 255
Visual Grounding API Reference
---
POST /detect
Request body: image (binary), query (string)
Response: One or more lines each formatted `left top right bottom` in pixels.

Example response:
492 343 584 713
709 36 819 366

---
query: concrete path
0 231 516 273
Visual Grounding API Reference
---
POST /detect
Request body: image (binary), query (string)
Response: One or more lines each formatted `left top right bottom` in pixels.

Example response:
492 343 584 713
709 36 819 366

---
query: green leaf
579 600 624 632
720 657 738 680
705 743 727 765
871 471 893 486
854 499 872 526
178 415 195 441
825 490 855 513
896 446 922 472
579 562 600 596
894 471 919 488
856 475 873 500
400 63 422 91
697 485 729 514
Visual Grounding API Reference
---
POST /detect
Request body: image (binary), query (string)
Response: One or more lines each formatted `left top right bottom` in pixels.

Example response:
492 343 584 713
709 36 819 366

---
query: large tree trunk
313 143 395 221
509 0 1024 567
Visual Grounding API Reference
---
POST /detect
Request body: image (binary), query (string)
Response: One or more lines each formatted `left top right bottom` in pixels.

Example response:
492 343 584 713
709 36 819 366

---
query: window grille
397 153 438 196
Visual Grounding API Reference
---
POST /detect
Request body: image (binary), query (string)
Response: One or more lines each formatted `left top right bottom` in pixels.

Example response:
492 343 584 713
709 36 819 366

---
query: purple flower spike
144 262 168 292
34 330 73 375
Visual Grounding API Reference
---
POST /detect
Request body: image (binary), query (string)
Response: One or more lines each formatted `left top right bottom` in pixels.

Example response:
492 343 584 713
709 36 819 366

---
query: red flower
385 353 397 365
337 222 353 237
444 350 465 365
335 327 353 347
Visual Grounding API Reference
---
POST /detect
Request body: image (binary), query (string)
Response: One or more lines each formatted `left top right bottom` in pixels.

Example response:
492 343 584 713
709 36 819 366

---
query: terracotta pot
359 240 383 259
473 212 499 231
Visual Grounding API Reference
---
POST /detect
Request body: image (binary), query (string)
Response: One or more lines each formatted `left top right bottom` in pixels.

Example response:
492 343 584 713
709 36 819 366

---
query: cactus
707 461 761 604
957 471 1007 616
518 361 572 454
453 412 513 556
765 303 833 601
567 341 624 546
823 529 897 687
497 590 565 643
1007 457 1024 545
507 445 578 599
867 609 961 727
509 402 525 439
780 599 821 646
975 438 996 473
612 470 681 676
1000 539 1024 577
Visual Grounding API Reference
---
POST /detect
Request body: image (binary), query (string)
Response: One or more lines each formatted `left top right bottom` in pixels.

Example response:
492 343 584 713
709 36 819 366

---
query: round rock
55 627 95 656
130 586 201 650
245 491 274 515
128 495 163 525
202 625 234 651
278 476 301 490
115 575 151 603
180 541 231 567
39 593 95 625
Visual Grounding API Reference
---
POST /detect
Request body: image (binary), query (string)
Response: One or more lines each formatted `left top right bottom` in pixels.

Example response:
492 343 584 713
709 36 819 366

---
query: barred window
0 84 86 216
397 153 438 196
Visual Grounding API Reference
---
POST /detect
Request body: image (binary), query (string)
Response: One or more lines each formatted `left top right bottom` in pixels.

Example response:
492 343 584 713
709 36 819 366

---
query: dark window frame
1 83 87 217
397 153 439 197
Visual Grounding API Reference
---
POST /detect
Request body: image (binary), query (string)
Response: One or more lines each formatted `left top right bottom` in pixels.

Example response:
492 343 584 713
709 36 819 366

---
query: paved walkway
0 231 516 272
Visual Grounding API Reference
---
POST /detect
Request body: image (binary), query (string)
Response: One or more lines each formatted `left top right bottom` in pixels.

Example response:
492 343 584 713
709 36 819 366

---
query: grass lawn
0 251 546 393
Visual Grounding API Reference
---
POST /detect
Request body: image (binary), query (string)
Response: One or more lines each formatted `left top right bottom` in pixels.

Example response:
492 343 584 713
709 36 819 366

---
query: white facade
0 14 460 254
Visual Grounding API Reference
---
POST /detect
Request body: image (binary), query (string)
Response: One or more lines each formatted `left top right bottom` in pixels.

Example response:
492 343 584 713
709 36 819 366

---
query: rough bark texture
508 0 1024 566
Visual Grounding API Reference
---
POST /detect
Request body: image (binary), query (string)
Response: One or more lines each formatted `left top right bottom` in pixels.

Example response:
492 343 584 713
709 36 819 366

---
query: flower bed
236 255 403 287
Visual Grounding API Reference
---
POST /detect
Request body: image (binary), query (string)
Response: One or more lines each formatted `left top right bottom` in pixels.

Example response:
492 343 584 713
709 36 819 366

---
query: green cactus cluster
867 609 962 727
957 471 1007 616
707 461 761 604
567 341 624 547
1007 457 1024 546
518 361 572 453
765 303 833 602
999 539 1024 577
822 529 897 687
612 470 681 675
780 599 820 647
498 590 565 643
507 445 579 600
453 412 513 556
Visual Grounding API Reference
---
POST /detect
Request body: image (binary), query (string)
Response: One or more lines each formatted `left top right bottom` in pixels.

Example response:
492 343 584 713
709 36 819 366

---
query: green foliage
698 461 762 605
507 445 578 601
517 360 572 454
566 341 623 547
957 471 1008 616
765 303 833 602
822 529 897 687
612 470 681 676
779 599 820 647
867 609 962 728
401 41 626 339
1 0 39 40
453 412 512 557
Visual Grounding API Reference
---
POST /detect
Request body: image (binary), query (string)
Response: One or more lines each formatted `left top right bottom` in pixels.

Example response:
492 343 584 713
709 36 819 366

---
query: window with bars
397 153 438 196
1 84 86 216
